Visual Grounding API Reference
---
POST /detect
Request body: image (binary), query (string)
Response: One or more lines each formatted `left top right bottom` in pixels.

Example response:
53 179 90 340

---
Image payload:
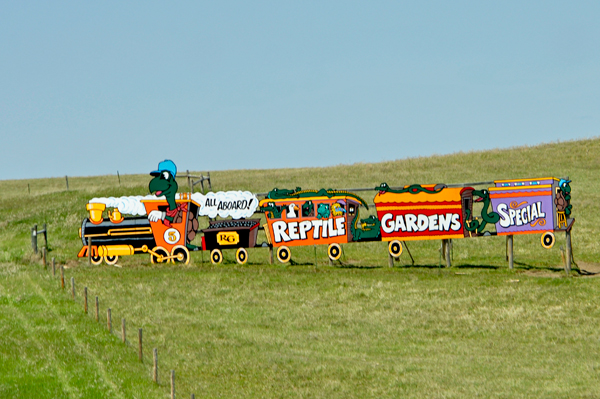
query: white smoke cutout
88 195 159 216
191 191 258 219
88 191 259 219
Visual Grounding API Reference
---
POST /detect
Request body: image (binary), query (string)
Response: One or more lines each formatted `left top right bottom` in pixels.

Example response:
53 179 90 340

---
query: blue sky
2 2 598 179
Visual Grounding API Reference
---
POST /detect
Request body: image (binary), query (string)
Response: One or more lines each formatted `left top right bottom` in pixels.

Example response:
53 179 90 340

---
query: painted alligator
266 187 369 208
350 214 381 241
464 189 500 235
260 202 286 219
377 182 447 195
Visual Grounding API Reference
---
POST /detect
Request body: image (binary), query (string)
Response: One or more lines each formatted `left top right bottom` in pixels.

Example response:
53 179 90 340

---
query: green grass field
1 139 599 398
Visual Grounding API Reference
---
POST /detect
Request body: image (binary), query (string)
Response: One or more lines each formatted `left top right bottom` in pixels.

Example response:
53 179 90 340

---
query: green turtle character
148 160 180 226
147 160 198 249
556 179 572 217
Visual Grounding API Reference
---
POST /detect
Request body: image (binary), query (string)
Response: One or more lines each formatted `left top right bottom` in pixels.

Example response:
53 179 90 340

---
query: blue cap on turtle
558 178 571 188
150 160 177 178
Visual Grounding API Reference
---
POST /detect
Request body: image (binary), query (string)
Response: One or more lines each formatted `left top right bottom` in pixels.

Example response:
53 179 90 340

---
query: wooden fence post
88 237 92 265
507 235 514 269
65 175 69 190
565 230 572 276
122 318 126 343
42 223 47 249
107 308 112 333
32 225 38 254
84 287 88 313
171 370 175 399
153 348 158 383
95 296 99 322
71 277 75 300
138 328 143 362
60 266 65 289
388 252 394 267
441 240 451 267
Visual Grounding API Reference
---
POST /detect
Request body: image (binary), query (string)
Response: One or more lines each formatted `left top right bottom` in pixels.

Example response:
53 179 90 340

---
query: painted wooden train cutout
77 162 574 266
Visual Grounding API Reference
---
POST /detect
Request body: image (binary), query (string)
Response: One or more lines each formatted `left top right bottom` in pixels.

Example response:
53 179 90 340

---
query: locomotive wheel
210 249 223 264
171 245 190 265
327 243 342 261
150 246 170 264
277 246 291 263
388 240 403 258
235 248 248 265
541 232 555 249
89 247 103 265
90 255 103 265
104 255 119 265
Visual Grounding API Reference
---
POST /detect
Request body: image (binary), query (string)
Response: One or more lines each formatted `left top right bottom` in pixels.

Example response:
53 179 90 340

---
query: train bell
86 203 106 224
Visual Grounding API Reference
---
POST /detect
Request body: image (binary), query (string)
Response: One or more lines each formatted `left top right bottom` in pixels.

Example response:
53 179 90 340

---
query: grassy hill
1 138 599 398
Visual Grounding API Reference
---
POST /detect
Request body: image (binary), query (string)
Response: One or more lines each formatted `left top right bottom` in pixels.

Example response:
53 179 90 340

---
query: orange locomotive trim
142 198 193 250
77 245 98 258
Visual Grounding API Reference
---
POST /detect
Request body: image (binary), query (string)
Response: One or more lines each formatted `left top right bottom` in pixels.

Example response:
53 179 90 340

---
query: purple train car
489 177 574 248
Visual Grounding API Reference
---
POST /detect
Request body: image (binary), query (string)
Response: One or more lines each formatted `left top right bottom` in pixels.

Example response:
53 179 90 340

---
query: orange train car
374 185 475 242
259 193 366 262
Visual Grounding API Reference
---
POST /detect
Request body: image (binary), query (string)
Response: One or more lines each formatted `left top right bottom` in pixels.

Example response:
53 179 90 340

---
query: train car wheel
541 232 555 249
210 249 223 264
150 246 170 264
104 255 119 265
327 243 342 261
388 240 403 258
171 245 190 265
235 248 248 265
277 246 291 263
